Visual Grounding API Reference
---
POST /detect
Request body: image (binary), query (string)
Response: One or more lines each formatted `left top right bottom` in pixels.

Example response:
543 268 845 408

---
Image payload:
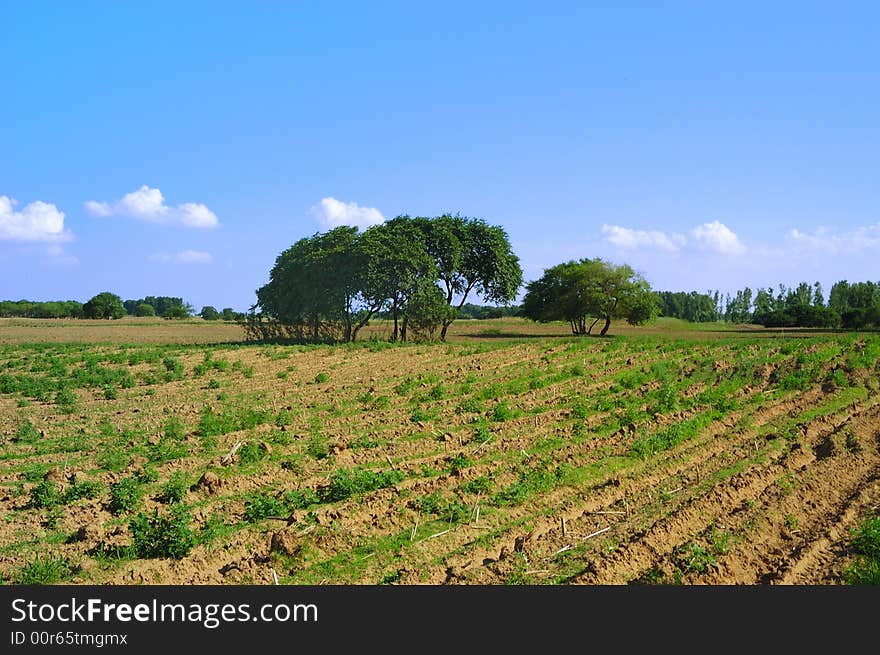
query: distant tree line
251 214 522 343
657 280 880 329
0 300 86 318
1 293 242 321
456 303 521 319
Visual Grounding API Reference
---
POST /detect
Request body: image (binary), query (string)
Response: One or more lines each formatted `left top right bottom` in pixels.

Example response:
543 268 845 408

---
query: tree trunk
440 321 451 341
400 315 408 342
392 304 399 342
588 317 600 335
600 316 611 336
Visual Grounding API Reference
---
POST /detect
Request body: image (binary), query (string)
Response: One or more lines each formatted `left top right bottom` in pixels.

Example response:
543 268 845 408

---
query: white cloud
86 185 219 229
690 220 746 255
601 224 686 252
149 249 213 264
309 197 384 230
84 200 112 217
787 224 880 254
0 195 73 242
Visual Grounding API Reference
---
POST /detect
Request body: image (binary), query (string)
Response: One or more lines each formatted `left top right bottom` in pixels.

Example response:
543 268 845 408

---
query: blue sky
2 1 878 311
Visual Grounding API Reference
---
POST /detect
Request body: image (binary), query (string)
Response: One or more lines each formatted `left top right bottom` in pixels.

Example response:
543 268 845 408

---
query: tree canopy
83 292 126 320
521 258 657 335
252 214 522 342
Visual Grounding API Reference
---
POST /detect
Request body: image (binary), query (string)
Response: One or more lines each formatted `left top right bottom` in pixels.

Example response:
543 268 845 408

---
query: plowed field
1 322 878 585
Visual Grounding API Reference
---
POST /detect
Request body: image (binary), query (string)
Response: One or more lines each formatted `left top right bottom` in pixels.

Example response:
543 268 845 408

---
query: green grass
16 554 76 584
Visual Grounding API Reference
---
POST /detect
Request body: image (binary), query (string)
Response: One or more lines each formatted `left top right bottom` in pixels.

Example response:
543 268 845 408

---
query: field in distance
0 315 772 345
1 317 878 585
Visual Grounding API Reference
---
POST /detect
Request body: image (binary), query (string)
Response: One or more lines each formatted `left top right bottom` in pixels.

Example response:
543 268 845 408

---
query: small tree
221 308 235 321
199 306 220 321
162 304 191 319
83 292 126 320
134 303 156 317
521 259 657 336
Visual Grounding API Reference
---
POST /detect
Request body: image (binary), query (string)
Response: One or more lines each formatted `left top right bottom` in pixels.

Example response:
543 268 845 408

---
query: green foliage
14 419 41 443
29 480 61 508
492 464 572 506
318 467 405 503
521 258 656 335
162 304 192 319
284 488 320 510
157 472 188 504
199 306 220 321
237 441 267 464
62 478 102 502
306 434 330 460
162 416 186 441
83 291 126 320
491 401 517 422
455 397 483 414
446 453 473 475
252 215 521 343
460 475 494 495
54 386 77 412
16 555 75 584
197 405 270 437
850 516 880 560
630 412 718 458
409 407 433 423
134 302 156 317
243 492 287 522
675 542 717 575
108 477 143 515
409 492 470 522
129 506 196 559
314 372 329 383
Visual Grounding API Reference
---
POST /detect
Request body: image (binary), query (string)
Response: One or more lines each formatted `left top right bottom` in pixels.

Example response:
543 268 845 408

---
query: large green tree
83 292 126 319
253 214 522 343
359 217 435 342
521 259 657 336
416 214 522 340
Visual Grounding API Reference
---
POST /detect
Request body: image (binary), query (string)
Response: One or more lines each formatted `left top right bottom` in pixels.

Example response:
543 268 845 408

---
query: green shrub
447 453 473 475
283 488 320 510
157 472 188 504
237 441 267 465
129 506 196 559
30 480 61 508
314 372 329 384
108 477 143 515
461 475 493 495
851 516 880 560
243 492 287 522
162 356 184 379
62 478 102 503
